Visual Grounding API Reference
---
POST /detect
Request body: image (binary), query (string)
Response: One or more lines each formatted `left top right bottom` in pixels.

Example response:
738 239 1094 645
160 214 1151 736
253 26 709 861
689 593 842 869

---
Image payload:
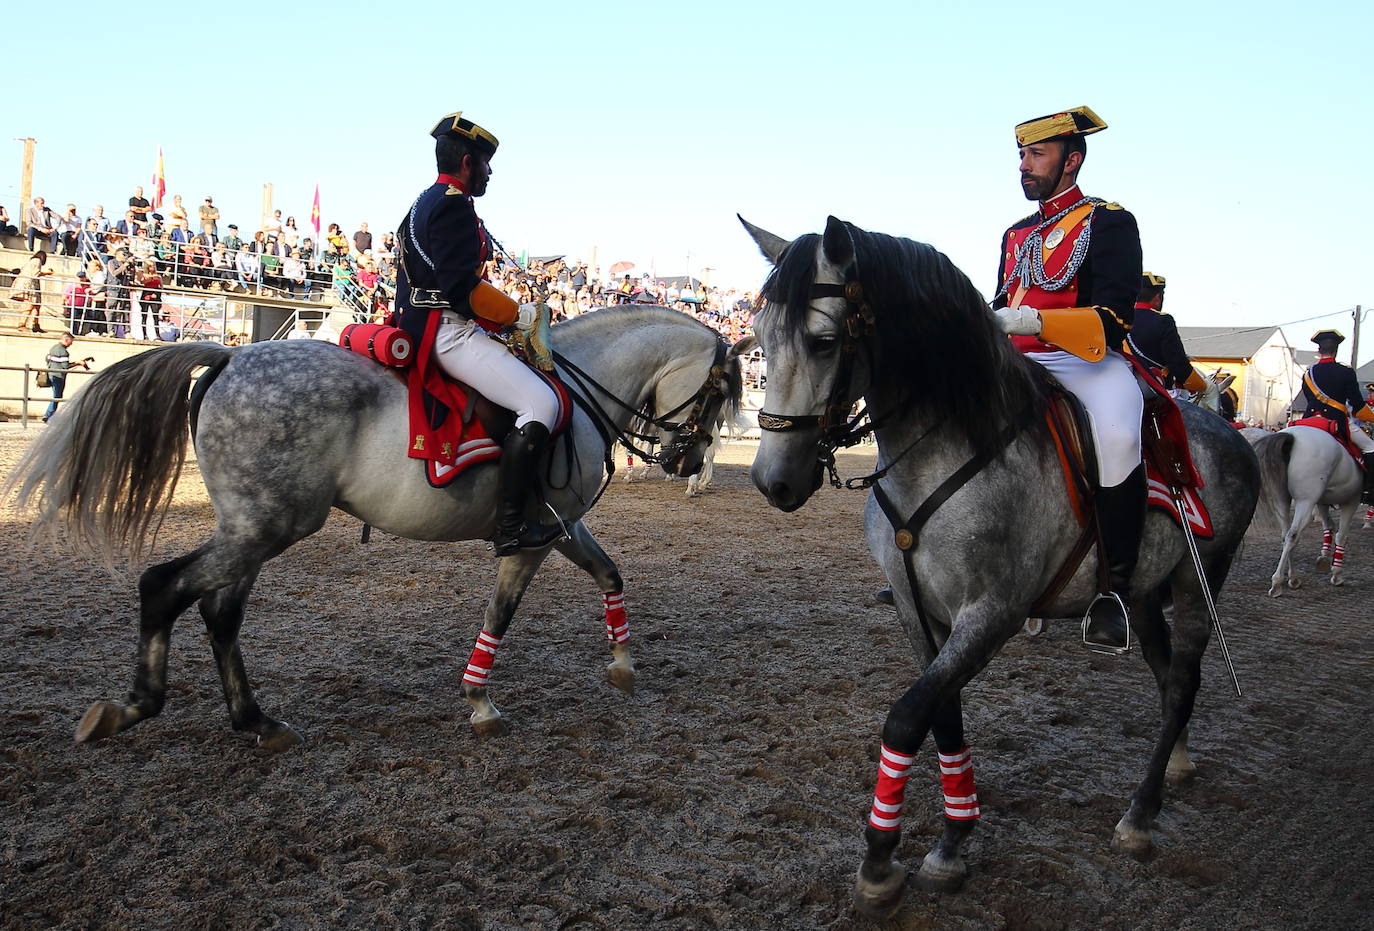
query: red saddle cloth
1290 416 1368 469
339 324 572 489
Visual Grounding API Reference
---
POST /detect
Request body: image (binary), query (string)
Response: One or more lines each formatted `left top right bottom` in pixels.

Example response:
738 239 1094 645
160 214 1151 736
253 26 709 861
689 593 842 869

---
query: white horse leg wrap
462 630 502 687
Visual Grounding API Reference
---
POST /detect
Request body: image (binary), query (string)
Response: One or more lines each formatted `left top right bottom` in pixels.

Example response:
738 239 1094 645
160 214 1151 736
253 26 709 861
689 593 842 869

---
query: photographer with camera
42 332 91 423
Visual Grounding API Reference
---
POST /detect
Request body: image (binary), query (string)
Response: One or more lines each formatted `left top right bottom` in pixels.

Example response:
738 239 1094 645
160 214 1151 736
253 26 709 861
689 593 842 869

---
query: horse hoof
1111 822 1155 861
471 714 509 738
1287 578 1302 590
915 851 967 893
1316 556 1331 572
1330 575 1344 587
256 721 304 753
1023 617 1045 637
1267 583 1283 598
606 664 635 695
1165 763 1197 786
853 859 906 918
75 701 125 743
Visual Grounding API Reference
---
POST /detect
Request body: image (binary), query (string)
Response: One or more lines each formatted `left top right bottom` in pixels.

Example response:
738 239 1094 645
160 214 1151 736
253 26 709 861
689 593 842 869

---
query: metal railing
1 363 97 427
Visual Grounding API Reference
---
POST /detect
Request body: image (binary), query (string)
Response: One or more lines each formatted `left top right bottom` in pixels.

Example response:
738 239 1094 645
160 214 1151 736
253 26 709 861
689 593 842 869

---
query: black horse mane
760 225 1047 457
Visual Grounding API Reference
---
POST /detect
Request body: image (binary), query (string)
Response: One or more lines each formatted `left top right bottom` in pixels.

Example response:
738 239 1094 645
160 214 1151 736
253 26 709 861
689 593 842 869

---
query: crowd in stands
4 189 759 348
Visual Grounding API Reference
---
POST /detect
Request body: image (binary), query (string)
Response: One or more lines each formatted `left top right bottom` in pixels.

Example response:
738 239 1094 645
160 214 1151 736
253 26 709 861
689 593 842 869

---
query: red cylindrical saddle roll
339 323 413 368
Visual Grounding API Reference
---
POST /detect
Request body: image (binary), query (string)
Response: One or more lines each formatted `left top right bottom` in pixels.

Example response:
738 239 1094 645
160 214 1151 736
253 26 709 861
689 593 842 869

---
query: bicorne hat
430 112 499 158
1015 106 1107 146
1311 329 1345 345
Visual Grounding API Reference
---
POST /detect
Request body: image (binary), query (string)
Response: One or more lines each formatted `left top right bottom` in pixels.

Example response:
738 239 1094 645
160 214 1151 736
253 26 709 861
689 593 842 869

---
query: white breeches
433 313 557 429
1029 350 1143 487
1347 419 1374 454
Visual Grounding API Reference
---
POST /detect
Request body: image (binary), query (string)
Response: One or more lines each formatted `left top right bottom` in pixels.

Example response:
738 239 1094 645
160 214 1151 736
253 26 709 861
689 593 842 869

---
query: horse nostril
768 481 794 508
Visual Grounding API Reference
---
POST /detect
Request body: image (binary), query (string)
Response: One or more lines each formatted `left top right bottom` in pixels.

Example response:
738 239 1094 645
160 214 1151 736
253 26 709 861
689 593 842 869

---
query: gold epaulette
1098 201 1125 211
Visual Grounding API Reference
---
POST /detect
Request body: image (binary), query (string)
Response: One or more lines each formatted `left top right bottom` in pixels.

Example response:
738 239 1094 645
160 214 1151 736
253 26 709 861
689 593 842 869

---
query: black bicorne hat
430 111 499 158
1311 329 1345 345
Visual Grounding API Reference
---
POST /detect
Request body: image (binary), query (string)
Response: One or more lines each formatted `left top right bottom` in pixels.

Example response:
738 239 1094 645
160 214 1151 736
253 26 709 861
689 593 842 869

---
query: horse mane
555 304 744 423
761 226 1047 456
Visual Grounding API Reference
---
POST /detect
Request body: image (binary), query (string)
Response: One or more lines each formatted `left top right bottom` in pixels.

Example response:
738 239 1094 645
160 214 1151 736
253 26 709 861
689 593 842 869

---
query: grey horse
1252 425 1365 593
7 306 744 749
740 216 1261 917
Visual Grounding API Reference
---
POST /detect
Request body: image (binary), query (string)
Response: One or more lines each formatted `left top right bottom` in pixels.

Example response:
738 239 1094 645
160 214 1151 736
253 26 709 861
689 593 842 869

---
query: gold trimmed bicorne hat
1311 329 1345 345
1141 272 1166 289
1015 106 1107 146
430 112 499 158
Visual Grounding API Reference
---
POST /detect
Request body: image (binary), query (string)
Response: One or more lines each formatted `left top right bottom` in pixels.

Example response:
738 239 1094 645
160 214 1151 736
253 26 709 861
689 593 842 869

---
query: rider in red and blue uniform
991 106 1143 653
395 112 562 555
1127 273 1208 395
1302 329 1374 503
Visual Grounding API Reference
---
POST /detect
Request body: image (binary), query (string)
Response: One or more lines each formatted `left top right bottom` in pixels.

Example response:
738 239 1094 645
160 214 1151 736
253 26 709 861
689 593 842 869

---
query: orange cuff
1182 369 1207 393
469 280 517 325
1355 406 1374 424
1038 307 1106 363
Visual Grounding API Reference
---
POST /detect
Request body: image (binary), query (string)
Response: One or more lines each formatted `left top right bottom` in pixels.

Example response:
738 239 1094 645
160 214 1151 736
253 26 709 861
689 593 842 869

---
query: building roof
1177 326 1283 360
1357 359 1374 385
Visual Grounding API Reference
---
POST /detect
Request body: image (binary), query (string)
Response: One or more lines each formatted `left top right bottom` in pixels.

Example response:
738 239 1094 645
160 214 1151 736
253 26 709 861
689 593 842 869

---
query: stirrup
1082 592 1131 655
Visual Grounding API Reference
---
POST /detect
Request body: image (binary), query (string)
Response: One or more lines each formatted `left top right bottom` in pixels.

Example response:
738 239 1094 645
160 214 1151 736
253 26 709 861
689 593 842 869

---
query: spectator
0 204 16 237
183 235 213 289
209 242 233 289
86 259 109 335
128 186 150 224
356 256 378 310
106 246 136 338
130 227 156 265
282 249 307 298
235 243 260 293
282 216 300 250
135 262 162 339
43 332 90 423
260 240 284 294
353 222 372 254
222 224 243 255
199 196 220 239
171 218 193 246
26 197 59 251
63 270 93 334
59 204 82 256
156 313 181 342
168 194 188 227
90 205 110 232
77 218 107 265
324 223 348 260
265 209 284 240
155 228 178 281
11 250 55 332
115 209 141 238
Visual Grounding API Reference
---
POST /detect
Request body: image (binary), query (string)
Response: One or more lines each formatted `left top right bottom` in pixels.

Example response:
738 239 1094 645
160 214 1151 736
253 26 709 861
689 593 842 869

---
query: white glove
515 302 539 332
993 305 1042 336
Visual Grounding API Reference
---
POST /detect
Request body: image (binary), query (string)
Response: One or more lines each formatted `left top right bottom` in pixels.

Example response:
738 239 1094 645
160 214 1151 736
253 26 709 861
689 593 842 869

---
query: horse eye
810 334 839 354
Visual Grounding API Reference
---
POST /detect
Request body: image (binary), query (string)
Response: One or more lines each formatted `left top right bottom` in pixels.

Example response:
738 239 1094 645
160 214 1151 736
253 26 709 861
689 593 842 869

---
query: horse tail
1251 431 1295 536
4 342 233 568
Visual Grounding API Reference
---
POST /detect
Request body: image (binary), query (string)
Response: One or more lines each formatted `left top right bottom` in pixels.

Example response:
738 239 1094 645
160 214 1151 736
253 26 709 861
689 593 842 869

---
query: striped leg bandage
938 746 980 821
1333 544 1346 568
603 591 629 644
1321 529 1334 556
462 630 502 687
868 744 914 831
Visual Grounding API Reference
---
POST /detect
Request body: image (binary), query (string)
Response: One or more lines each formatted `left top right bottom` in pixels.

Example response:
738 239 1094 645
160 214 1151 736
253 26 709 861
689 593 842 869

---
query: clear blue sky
7 1 1372 361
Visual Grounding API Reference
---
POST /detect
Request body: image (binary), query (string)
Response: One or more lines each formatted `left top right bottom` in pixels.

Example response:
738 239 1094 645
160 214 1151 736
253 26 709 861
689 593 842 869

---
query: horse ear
738 215 790 266
822 216 853 267
729 335 757 358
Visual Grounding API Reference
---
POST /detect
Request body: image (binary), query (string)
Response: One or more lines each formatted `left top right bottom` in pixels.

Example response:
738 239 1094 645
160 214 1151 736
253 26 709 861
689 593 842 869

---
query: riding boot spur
1362 454 1374 505
490 422 565 557
1083 463 1146 653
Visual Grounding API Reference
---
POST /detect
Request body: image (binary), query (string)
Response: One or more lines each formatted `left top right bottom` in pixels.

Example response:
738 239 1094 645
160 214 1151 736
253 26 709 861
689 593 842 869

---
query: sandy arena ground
1 428 1371 929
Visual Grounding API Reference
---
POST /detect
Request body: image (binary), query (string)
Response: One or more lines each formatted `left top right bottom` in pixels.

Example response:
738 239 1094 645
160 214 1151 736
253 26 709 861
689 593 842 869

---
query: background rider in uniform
1301 329 1374 504
1127 272 1210 402
991 106 1144 653
395 112 562 556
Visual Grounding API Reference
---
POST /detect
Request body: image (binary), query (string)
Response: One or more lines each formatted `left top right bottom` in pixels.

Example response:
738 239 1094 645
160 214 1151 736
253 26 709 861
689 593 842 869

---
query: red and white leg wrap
1321 529 1334 556
1333 544 1346 568
938 745 981 821
603 591 629 644
1365 506 1373 523
868 743 915 831
462 630 502 687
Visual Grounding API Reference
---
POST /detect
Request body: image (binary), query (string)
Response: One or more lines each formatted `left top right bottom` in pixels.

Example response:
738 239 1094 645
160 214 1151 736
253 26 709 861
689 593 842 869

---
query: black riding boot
490 422 564 557
1363 454 1374 505
1083 464 1146 654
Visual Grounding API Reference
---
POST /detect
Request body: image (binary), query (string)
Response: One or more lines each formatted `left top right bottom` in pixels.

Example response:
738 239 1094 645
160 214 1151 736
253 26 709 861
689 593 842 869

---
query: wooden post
17 137 35 219
261 183 274 232
1352 304 1363 370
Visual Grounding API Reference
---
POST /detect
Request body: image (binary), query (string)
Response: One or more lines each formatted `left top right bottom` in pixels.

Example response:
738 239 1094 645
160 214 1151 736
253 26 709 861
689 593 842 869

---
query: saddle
1032 359 1214 614
1289 415 1368 469
339 319 572 488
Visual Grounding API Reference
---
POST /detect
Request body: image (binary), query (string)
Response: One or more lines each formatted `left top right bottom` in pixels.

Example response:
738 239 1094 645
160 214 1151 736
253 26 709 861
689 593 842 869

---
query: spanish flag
311 183 321 235
151 146 166 209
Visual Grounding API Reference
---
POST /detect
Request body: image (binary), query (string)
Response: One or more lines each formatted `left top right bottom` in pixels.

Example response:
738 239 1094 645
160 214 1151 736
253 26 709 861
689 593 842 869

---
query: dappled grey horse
8 306 744 748
1252 426 1365 593
741 216 1260 916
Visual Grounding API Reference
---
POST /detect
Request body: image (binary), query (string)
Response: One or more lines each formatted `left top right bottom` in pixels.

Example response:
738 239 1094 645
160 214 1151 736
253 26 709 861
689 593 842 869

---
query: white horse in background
1253 425 1365 594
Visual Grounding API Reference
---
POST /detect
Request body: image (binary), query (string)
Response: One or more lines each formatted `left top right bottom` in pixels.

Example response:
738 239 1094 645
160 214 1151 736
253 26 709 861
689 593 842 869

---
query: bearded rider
991 107 1144 653
395 112 563 556
1302 329 1374 504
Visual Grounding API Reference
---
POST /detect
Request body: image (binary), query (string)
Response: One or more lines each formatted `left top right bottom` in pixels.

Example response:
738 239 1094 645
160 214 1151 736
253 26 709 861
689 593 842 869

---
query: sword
1150 415 1242 697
